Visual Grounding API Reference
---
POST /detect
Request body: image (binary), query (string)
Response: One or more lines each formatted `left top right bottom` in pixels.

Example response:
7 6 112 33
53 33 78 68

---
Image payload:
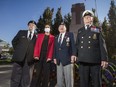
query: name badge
66 37 70 46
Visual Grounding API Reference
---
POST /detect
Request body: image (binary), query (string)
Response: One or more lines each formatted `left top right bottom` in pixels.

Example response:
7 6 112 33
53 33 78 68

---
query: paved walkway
0 64 12 87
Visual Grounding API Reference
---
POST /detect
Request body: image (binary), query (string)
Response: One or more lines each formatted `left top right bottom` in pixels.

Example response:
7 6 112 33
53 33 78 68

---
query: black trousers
30 60 50 87
10 61 34 87
79 62 102 87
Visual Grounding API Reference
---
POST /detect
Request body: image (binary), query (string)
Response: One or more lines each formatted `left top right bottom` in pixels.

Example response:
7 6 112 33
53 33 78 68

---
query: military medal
34 69 36 73
91 26 100 33
66 37 70 46
93 34 97 39
59 48 61 50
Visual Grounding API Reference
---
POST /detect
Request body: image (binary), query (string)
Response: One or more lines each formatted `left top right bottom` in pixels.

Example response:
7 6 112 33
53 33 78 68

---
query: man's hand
34 57 39 60
71 55 77 63
101 61 108 69
54 59 57 64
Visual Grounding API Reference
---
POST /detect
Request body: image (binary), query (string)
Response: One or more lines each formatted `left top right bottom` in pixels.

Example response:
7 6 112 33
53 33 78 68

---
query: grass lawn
0 59 12 65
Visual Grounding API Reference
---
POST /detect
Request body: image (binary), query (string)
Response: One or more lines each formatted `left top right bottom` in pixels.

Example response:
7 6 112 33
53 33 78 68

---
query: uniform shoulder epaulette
78 27 83 33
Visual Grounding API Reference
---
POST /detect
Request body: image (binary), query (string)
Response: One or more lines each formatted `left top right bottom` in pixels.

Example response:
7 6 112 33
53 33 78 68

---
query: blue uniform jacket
54 32 76 66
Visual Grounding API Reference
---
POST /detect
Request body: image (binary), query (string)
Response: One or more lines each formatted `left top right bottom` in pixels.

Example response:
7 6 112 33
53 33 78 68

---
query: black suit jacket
12 30 36 64
54 32 76 66
76 26 108 63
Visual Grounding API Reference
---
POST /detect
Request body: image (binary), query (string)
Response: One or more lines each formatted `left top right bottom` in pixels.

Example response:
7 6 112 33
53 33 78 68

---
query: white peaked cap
82 10 94 17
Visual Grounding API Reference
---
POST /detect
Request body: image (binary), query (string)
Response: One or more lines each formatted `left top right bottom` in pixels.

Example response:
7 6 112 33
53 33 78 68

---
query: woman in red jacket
30 24 54 87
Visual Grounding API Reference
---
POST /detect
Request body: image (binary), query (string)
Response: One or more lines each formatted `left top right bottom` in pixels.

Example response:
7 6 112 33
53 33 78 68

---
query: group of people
10 10 108 87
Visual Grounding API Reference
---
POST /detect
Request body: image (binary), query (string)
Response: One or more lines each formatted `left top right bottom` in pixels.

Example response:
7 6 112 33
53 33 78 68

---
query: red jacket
34 34 54 60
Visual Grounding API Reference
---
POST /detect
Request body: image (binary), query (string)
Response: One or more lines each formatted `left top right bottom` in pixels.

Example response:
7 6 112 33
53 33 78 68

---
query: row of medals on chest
59 37 70 50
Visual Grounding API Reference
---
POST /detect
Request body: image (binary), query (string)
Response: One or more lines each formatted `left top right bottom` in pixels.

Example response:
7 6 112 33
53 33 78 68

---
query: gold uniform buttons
89 36 91 38
81 46 83 48
88 46 91 49
82 37 84 39
88 41 91 43
81 41 83 43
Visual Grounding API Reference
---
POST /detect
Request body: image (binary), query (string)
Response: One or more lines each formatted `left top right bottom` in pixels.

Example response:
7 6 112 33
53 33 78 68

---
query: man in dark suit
54 23 76 87
10 20 37 87
76 10 108 87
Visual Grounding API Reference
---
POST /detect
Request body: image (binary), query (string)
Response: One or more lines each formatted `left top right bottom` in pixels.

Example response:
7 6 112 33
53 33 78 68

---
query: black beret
60 22 65 25
28 20 36 25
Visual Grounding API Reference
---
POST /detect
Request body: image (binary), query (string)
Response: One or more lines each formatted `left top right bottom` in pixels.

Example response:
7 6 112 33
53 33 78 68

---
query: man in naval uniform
76 10 108 87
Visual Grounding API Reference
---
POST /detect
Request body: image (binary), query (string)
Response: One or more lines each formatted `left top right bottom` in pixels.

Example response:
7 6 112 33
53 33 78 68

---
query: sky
0 0 113 46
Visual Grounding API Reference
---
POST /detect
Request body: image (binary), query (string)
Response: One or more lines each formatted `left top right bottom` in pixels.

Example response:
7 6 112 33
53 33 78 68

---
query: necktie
86 25 90 29
29 31 32 40
59 34 62 45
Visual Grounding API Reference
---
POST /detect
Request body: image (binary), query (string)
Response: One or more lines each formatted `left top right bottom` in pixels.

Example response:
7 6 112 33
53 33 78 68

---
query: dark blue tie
29 31 32 40
59 34 62 45
87 25 90 29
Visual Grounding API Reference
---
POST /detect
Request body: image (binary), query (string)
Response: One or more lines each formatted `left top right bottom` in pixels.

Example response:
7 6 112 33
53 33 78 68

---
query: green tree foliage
64 13 72 32
37 16 44 33
36 7 54 33
102 17 108 37
92 8 99 27
8 47 14 55
102 17 111 57
42 7 54 25
107 0 116 58
36 7 72 35
53 7 63 35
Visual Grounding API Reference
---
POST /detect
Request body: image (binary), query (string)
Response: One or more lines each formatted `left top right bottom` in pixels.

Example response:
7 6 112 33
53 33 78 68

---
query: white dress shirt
58 32 66 44
85 24 91 30
27 29 35 39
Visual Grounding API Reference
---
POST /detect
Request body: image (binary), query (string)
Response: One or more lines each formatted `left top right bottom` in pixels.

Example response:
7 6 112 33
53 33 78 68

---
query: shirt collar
85 24 92 30
60 32 66 35
28 29 35 34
